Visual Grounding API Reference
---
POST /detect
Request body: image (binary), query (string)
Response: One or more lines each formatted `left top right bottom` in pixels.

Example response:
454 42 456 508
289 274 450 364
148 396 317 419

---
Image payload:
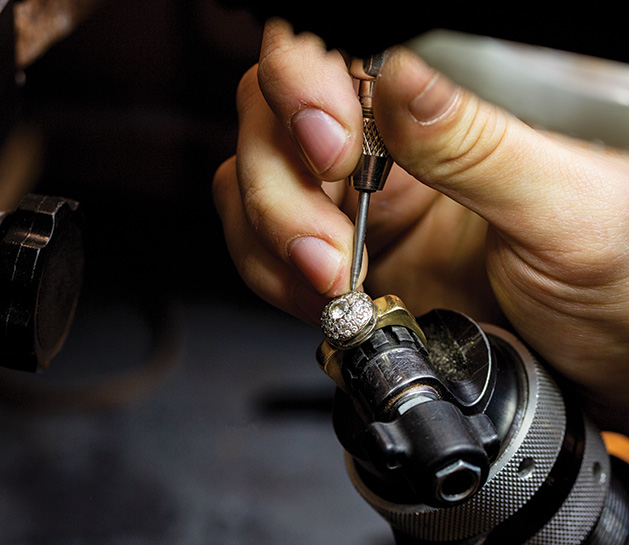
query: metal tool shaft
348 55 393 290
351 191 370 291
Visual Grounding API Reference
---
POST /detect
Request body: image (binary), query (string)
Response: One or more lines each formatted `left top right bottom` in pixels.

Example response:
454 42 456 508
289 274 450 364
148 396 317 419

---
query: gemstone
320 291 375 345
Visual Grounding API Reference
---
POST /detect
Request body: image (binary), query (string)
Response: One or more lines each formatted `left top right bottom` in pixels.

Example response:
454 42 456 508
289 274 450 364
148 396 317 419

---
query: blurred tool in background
1 0 88 372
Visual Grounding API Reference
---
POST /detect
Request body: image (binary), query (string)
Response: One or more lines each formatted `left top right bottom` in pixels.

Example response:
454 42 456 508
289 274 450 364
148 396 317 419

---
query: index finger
236 64 360 298
257 18 364 180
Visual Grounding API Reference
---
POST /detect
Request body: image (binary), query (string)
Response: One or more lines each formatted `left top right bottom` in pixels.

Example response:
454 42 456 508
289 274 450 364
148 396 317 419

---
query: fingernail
291 108 349 175
288 236 343 295
409 72 458 124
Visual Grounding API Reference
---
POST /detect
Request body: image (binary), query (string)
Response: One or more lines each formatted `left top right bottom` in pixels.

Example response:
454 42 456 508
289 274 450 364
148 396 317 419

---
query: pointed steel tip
350 245 362 291
350 191 370 291
350 266 360 292
350 253 362 292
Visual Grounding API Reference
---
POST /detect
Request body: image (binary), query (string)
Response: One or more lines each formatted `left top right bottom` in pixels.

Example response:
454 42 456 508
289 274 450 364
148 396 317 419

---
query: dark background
1 1 393 543
19 0 261 302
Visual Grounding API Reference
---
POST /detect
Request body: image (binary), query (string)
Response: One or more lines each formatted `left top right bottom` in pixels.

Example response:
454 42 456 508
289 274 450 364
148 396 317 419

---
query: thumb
373 47 601 241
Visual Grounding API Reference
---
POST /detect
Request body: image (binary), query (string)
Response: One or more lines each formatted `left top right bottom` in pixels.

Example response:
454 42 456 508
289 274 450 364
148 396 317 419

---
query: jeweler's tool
348 55 393 290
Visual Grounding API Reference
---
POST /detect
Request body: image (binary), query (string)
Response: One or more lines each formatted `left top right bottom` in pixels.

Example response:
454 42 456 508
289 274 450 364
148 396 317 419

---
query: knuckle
439 100 511 179
256 48 302 113
240 180 276 237
257 46 289 90
408 96 512 185
559 232 629 288
235 64 262 114
257 31 329 107
211 156 236 210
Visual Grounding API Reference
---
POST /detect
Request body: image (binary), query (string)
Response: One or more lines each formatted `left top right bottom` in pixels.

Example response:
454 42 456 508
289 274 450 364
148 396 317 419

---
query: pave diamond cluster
320 291 376 348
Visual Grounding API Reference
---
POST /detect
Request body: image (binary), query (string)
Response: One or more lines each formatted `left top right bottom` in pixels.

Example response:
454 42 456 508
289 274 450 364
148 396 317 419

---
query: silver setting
321 291 376 348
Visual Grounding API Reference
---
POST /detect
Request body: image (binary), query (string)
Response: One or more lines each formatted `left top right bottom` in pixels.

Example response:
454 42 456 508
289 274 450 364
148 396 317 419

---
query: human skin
213 19 629 433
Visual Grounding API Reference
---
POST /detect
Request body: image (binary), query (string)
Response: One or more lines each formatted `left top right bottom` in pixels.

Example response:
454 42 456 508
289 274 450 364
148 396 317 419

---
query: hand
213 19 629 431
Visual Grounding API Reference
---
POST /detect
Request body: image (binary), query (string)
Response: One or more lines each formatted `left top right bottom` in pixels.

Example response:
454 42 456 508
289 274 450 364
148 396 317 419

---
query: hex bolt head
434 459 483 505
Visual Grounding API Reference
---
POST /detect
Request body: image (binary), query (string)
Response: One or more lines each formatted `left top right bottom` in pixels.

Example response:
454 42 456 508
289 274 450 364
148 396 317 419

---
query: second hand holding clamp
348 54 393 291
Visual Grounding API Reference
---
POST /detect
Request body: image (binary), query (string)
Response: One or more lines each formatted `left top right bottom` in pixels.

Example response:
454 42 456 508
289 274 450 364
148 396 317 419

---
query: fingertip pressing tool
348 54 393 291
